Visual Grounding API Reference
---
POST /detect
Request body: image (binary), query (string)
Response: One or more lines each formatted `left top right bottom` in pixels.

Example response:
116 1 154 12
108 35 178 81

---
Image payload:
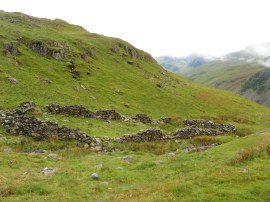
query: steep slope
1 11 269 122
183 43 270 107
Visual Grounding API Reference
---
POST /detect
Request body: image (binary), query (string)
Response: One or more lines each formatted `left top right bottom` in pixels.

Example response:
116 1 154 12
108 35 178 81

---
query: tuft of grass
230 143 270 164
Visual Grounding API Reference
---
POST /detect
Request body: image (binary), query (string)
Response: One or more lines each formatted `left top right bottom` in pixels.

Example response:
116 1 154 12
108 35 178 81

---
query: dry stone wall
46 104 95 118
183 119 237 133
1 102 95 146
0 102 238 149
112 128 166 143
172 127 222 139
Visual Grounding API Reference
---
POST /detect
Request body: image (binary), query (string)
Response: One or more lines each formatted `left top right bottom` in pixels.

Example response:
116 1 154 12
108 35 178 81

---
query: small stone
3 148 13 153
96 164 103 171
91 173 100 180
91 145 103 151
7 76 18 84
116 167 123 170
100 181 109 185
124 103 130 108
123 156 133 162
40 167 57 175
84 143 90 149
38 77 52 84
167 152 176 158
47 153 58 159
7 160 17 165
127 60 134 65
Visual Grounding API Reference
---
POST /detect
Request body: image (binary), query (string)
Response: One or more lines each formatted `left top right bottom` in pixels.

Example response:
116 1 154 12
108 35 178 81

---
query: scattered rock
91 173 100 180
4 42 20 57
84 143 90 149
122 156 133 162
241 167 249 173
0 137 7 142
40 167 57 175
183 143 219 152
27 149 46 154
95 164 103 171
167 152 176 158
156 83 162 88
7 160 17 165
38 77 52 84
16 101 36 114
100 181 109 185
127 60 134 65
152 160 163 164
47 153 58 159
158 117 172 124
91 145 103 151
3 148 13 153
124 103 130 108
7 76 18 84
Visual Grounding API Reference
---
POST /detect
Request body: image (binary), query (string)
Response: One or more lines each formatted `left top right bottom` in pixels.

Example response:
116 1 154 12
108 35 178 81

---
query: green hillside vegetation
0 11 270 201
183 52 270 107
185 62 265 92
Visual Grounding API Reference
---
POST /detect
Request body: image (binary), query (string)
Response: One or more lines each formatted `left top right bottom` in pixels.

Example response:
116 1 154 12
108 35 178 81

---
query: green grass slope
0 10 270 123
1 11 270 201
1 127 270 201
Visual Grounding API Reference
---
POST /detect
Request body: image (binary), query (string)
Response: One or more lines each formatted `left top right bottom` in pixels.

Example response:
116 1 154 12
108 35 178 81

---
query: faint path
253 128 270 135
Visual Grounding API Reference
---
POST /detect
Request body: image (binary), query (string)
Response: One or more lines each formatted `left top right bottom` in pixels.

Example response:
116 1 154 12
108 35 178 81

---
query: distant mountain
182 43 270 107
155 54 216 73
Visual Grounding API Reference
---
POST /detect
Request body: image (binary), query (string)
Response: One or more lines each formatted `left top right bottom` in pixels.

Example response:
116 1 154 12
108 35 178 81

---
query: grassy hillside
185 62 264 92
1 11 270 201
183 51 270 107
0 11 270 121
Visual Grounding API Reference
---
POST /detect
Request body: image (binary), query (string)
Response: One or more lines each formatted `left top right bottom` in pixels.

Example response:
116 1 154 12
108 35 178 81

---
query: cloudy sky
1 0 270 57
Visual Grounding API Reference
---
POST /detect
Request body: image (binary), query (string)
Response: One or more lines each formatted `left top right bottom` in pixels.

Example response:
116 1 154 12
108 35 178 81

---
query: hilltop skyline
1 0 270 57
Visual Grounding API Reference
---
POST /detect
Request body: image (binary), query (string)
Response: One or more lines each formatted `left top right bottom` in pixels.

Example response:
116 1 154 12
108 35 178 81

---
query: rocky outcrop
113 128 166 143
183 119 237 133
81 48 97 61
111 42 156 63
19 38 69 60
67 61 80 79
46 104 95 118
3 42 20 57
